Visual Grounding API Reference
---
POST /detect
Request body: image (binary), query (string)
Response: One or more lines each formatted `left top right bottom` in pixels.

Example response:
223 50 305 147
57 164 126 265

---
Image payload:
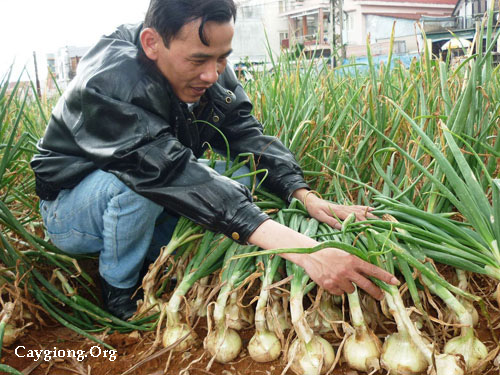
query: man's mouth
191 86 210 95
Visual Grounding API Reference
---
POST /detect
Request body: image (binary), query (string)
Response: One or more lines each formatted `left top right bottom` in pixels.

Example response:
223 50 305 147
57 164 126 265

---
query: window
394 41 407 54
344 12 354 31
279 0 286 12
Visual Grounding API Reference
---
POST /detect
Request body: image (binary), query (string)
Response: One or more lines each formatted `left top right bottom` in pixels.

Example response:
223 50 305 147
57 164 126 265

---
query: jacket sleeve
73 84 269 243
214 69 310 202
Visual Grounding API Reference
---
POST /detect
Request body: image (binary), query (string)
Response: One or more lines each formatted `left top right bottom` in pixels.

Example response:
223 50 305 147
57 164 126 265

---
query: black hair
144 0 237 47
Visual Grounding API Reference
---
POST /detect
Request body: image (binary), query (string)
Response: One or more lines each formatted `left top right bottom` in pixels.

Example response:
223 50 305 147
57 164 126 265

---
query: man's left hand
293 188 377 230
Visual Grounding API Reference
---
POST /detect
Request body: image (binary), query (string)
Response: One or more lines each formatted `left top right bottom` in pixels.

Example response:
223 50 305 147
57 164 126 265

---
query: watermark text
15 345 117 362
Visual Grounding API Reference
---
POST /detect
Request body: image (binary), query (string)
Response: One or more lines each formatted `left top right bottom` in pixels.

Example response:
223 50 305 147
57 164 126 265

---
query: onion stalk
343 286 382 373
248 252 283 362
287 215 335 375
204 242 256 363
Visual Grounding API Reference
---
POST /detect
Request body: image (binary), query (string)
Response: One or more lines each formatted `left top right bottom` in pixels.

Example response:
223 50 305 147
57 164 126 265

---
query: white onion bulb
162 323 197 351
343 327 381 372
225 298 254 330
381 332 428 375
435 353 465 375
289 336 335 375
248 330 281 362
444 331 487 370
204 327 242 363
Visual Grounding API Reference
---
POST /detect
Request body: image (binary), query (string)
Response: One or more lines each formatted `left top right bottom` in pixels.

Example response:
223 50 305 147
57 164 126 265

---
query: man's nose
200 61 219 84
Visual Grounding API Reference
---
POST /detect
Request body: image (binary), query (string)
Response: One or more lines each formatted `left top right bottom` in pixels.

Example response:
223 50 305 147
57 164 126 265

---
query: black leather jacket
31 23 309 243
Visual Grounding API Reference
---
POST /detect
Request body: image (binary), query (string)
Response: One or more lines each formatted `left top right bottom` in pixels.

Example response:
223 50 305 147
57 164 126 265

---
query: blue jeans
40 161 252 288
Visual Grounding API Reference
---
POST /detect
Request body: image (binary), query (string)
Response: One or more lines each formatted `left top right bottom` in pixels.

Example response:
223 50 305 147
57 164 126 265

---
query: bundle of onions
204 242 256 363
377 215 488 371
162 232 230 351
139 217 203 315
367 231 467 375
423 275 488 371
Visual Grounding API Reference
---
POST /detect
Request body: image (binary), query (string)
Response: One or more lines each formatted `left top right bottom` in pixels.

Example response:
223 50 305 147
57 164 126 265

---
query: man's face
154 19 234 103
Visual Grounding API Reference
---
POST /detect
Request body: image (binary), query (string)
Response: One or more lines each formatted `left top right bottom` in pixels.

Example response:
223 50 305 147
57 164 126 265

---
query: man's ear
140 28 162 61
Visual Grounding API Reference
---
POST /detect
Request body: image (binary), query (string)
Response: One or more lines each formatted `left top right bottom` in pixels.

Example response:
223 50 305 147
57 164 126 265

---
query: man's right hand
247 219 399 300
298 247 398 300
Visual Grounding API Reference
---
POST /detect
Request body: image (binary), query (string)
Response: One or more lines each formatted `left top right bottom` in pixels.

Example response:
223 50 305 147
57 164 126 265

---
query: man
31 0 398 320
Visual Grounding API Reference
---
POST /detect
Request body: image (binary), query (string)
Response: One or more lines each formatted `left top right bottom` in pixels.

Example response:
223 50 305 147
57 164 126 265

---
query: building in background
45 46 90 94
342 0 456 57
233 0 499 70
421 0 499 60
279 0 334 58
232 0 289 64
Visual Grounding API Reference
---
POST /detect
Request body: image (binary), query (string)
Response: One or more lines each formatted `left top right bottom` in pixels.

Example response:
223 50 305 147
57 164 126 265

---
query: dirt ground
2 320 349 375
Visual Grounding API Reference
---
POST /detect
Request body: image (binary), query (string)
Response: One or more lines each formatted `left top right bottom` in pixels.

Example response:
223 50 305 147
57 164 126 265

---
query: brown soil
2 320 351 375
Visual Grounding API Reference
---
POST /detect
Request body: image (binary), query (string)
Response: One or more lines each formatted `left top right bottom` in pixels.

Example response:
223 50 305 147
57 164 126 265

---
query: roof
363 0 457 5
365 12 425 20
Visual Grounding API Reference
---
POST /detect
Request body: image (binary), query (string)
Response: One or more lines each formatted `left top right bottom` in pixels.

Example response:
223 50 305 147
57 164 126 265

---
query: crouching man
31 0 398 320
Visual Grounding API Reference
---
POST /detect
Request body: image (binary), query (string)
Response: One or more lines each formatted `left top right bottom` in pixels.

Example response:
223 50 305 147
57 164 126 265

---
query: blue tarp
337 53 421 74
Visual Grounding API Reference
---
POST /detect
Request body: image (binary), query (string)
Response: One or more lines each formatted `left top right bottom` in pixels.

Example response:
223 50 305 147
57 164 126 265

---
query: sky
0 0 151 83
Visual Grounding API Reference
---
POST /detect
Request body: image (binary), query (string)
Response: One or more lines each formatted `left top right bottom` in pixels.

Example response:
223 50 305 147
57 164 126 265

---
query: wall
232 0 288 63
365 15 415 42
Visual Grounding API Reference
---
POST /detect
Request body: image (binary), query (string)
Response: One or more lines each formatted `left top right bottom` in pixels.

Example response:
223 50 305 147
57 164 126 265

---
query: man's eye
191 60 205 65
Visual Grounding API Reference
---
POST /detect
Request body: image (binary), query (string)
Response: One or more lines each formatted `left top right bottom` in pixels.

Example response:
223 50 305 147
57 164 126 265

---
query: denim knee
40 170 163 256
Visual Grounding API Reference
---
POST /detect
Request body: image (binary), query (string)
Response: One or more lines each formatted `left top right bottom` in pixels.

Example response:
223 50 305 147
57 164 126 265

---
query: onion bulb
248 330 281 362
306 297 342 334
266 298 290 332
162 322 197 351
381 332 428 375
343 326 381 372
2 323 23 347
225 292 254 330
444 328 487 370
204 327 242 363
434 354 465 375
289 336 335 375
